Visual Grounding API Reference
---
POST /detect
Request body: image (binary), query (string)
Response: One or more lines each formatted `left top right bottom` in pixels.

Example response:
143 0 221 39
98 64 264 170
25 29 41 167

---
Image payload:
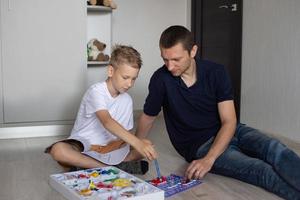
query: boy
46 45 157 174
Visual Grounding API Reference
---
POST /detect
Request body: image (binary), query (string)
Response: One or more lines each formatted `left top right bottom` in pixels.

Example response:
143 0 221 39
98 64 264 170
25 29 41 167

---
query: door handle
219 3 237 12
219 5 229 9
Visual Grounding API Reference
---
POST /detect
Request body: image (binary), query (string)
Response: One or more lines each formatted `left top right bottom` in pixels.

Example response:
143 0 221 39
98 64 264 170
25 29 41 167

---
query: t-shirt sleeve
120 95 134 130
127 98 134 130
215 66 234 102
85 87 107 116
143 71 165 116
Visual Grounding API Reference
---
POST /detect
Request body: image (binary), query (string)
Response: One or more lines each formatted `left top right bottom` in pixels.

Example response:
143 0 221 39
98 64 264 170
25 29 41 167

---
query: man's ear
107 65 114 78
190 45 198 58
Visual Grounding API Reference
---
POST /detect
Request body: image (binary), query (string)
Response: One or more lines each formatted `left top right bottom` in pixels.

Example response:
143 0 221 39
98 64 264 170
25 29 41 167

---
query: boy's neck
105 79 120 98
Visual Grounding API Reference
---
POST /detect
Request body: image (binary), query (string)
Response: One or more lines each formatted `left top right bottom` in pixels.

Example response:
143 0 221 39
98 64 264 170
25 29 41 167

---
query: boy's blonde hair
109 45 142 69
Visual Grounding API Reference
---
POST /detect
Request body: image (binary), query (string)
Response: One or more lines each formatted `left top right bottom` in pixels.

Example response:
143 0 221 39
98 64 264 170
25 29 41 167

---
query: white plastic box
49 166 164 200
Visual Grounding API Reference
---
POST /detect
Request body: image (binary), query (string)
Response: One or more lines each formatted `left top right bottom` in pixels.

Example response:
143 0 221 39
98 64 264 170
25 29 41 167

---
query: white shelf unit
87 5 112 12
87 5 112 67
87 61 109 65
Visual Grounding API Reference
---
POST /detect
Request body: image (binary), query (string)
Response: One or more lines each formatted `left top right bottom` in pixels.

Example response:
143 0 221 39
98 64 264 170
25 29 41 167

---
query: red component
78 174 88 179
151 179 160 186
151 176 167 186
96 182 113 189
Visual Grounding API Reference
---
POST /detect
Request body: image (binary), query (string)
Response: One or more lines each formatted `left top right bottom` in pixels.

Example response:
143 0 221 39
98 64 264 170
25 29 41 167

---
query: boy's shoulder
89 81 105 90
86 81 132 102
83 81 106 99
86 81 107 94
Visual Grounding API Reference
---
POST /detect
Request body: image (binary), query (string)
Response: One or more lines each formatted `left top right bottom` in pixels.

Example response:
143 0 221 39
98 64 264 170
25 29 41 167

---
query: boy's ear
107 65 114 78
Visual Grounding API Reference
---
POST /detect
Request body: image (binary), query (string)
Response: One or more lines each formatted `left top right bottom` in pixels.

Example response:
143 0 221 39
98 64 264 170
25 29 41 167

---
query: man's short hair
109 45 142 69
159 25 194 52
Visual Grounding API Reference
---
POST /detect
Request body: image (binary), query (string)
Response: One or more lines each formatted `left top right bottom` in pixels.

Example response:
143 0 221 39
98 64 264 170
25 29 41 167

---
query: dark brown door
192 0 242 119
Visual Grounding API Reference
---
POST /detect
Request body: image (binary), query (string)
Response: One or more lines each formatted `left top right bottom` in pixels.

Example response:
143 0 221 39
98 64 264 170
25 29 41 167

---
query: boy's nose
127 80 133 88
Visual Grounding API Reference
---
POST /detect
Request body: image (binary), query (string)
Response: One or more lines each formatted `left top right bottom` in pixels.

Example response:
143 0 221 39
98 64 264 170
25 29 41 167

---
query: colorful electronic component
148 174 202 197
49 166 164 200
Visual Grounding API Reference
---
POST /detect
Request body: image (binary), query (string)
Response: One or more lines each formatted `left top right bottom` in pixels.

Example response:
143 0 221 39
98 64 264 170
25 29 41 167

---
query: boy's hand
134 139 157 161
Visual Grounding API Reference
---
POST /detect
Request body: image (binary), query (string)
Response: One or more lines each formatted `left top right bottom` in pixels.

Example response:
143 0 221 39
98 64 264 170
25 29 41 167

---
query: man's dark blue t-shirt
143 59 234 162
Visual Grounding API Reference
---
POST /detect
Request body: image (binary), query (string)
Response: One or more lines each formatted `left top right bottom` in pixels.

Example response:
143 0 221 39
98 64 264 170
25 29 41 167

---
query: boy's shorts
44 139 84 154
44 137 130 165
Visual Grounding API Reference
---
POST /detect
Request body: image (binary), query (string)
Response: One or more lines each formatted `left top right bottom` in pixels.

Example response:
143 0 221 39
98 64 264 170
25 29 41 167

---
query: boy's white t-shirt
69 81 133 165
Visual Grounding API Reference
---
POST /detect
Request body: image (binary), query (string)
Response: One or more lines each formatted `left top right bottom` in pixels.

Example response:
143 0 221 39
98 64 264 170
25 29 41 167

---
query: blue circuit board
149 174 202 198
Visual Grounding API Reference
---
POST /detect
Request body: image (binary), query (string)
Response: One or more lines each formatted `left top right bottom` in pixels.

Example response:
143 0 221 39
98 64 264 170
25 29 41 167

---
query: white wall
241 0 300 142
88 0 191 109
0 18 3 123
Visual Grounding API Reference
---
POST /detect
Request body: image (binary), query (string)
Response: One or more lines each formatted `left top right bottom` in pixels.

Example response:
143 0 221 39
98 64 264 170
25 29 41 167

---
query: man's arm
135 113 157 139
96 110 157 160
185 100 237 179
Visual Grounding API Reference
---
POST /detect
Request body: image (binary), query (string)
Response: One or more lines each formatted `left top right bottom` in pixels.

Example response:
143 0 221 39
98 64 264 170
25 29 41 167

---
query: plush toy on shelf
87 0 117 9
87 39 110 62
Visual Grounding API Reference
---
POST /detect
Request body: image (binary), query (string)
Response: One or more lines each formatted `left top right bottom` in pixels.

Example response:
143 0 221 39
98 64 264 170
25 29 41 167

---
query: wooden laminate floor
1 116 299 200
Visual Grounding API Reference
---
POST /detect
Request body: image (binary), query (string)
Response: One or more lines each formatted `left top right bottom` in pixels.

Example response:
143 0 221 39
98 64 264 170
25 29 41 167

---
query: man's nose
166 61 175 71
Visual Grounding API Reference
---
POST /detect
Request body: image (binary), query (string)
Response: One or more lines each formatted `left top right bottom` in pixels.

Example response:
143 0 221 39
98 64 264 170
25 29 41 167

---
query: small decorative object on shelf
87 38 110 63
87 0 117 9
86 0 113 67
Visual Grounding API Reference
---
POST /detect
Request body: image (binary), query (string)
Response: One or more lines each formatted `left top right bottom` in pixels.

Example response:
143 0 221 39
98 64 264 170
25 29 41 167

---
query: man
136 25 300 200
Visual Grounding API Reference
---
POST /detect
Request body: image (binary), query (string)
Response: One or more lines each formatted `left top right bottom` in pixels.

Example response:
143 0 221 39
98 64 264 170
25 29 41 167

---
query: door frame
0 1 3 123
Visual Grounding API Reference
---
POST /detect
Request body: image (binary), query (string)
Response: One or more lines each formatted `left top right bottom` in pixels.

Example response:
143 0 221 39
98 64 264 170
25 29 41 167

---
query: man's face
160 43 196 77
109 63 140 94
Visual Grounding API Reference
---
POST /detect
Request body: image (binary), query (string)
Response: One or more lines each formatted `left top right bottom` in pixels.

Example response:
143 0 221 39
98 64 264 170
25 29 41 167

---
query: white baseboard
0 110 147 139
0 125 72 139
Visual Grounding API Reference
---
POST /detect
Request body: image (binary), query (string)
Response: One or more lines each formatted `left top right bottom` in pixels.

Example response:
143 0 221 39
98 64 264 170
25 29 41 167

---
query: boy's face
160 43 197 77
108 63 140 95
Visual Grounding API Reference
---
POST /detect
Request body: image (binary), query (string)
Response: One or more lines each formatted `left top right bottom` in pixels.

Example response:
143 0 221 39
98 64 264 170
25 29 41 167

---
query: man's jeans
196 123 300 200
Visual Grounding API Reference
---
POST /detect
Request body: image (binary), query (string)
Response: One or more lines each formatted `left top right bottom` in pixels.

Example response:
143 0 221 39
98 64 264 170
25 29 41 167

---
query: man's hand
185 156 215 180
134 138 157 161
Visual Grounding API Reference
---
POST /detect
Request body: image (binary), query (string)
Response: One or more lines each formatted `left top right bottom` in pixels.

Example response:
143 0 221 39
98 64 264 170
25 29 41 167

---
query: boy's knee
49 142 67 160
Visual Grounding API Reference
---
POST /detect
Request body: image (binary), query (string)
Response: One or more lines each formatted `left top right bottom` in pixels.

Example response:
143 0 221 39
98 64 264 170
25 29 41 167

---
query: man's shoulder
151 65 171 82
197 59 225 72
153 65 168 76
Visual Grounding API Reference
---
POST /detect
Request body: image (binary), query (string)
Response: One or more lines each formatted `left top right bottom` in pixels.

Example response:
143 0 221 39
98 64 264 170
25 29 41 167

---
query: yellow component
113 178 132 187
79 188 92 196
89 171 99 178
88 180 97 190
